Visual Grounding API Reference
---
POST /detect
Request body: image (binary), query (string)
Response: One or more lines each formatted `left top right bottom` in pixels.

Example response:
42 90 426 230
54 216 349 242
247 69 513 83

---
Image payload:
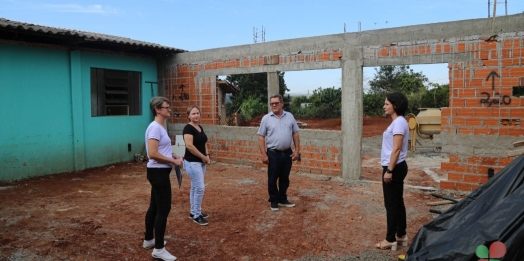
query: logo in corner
475 241 506 261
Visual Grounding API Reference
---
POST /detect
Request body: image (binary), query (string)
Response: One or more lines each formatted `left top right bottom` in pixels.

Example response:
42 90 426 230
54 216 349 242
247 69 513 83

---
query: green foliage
239 96 267 120
363 93 385 116
289 87 342 119
363 65 448 116
226 72 288 116
368 65 428 95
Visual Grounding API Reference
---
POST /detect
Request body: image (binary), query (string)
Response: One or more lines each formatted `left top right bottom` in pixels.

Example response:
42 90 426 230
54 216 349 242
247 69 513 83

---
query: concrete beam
168 13 524 63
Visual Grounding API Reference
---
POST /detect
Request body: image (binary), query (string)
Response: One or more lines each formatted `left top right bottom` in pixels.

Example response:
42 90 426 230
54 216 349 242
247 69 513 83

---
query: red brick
456 108 474 117
513 47 524 57
477 165 490 175
481 157 498 165
499 157 514 166
456 42 466 52
458 89 477 97
468 156 482 164
464 174 481 183
482 60 499 66
483 119 499 126
467 79 484 88
484 41 498 50
475 68 499 78
456 182 472 192
441 162 456 171
457 128 472 135
474 108 492 117
439 180 456 190
471 184 481 191
475 50 490 60
455 165 472 173
500 77 520 87
491 49 511 59
319 53 330 61
449 155 459 163
466 118 482 126
508 128 524 137
436 44 451 53
500 68 511 78
450 98 465 107
329 147 340 154
501 58 519 66
465 98 484 107
480 175 490 183
511 67 524 76
448 172 464 181
451 79 465 88
503 39 520 48
451 117 466 125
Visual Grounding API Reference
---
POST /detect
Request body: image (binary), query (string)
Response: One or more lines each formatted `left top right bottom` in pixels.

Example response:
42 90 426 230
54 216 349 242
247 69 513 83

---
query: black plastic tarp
406 155 524 261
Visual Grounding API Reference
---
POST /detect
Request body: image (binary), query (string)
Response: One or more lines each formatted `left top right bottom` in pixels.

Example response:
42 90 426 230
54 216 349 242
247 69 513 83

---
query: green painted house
0 18 185 181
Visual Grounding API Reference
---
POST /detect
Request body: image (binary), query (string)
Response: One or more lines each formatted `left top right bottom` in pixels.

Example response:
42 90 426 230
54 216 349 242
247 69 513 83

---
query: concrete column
341 48 363 180
267 72 279 112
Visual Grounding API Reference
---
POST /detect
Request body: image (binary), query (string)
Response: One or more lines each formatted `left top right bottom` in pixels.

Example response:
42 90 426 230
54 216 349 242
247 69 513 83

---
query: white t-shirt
145 121 173 168
380 116 409 166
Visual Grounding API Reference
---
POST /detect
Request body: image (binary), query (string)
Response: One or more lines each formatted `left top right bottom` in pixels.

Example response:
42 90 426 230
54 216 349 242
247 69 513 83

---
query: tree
226 72 288 120
288 87 342 119
419 83 449 109
364 65 435 116
368 65 428 95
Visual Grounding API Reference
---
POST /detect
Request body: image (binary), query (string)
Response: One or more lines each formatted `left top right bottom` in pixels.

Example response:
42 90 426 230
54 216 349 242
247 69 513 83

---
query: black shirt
183 124 208 162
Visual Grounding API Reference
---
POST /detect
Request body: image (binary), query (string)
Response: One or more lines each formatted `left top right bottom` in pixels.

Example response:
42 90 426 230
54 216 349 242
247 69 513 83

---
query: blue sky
1 0 523 95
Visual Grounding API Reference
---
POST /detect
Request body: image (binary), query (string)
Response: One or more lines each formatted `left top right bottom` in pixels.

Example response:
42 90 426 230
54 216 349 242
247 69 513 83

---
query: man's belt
268 148 291 153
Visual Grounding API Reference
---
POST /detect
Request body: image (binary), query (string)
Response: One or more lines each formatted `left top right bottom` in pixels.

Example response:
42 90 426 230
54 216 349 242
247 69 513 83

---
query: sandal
375 240 397 251
396 235 408 247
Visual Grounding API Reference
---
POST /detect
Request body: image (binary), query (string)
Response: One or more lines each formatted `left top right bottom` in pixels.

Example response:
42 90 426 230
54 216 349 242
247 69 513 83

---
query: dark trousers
382 161 408 242
145 168 172 249
267 149 293 203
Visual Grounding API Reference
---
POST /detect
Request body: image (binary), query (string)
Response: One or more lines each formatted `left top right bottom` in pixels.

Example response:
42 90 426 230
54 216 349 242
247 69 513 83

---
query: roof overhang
0 18 187 57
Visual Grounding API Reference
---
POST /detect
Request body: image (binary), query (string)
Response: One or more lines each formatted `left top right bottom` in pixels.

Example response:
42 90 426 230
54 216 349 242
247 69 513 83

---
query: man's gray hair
270 94 283 102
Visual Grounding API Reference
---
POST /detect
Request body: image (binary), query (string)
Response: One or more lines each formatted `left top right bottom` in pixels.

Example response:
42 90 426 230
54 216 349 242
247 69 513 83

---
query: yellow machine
407 108 442 152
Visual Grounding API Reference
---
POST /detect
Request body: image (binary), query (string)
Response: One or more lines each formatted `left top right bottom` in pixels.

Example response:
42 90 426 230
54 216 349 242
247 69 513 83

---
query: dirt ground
0 117 458 261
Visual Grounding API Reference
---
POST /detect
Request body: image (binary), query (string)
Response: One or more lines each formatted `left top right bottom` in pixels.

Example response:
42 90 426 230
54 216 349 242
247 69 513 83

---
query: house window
91 68 141 116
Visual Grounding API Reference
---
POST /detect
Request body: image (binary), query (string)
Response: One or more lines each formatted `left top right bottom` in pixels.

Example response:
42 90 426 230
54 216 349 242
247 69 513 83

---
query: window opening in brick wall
364 64 449 116
91 68 142 116
513 77 524 97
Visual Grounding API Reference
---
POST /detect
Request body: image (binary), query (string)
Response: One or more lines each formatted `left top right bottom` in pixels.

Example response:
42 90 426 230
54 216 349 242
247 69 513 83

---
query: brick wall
377 35 524 191
164 32 524 191
164 50 344 177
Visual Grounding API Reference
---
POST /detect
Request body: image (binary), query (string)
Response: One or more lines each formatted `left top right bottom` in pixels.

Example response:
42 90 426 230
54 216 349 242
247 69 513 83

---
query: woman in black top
183 105 211 226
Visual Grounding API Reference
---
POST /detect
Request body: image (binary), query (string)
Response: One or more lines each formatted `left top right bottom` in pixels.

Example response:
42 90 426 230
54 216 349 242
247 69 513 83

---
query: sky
1 0 523 95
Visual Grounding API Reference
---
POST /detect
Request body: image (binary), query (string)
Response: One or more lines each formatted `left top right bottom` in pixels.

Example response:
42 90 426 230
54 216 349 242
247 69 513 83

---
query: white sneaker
152 247 177 261
143 238 167 249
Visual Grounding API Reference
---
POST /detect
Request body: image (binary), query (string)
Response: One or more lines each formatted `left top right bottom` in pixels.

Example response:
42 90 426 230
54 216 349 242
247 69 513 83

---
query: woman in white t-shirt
143 96 182 261
375 92 410 251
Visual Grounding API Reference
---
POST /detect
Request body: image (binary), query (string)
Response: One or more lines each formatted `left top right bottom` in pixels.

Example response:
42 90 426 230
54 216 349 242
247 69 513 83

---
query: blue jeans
145 168 172 249
184 160 206 219
267 149 293 203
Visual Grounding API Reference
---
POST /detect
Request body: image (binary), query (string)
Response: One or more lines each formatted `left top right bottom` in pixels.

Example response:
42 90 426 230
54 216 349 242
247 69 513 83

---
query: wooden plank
507 148 524 157
426 200 456 206
513 140 524 148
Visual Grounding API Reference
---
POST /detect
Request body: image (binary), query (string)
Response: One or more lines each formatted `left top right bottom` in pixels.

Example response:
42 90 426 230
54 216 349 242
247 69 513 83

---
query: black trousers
267 149 293 203
382 161 408 242
145 168 172 249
